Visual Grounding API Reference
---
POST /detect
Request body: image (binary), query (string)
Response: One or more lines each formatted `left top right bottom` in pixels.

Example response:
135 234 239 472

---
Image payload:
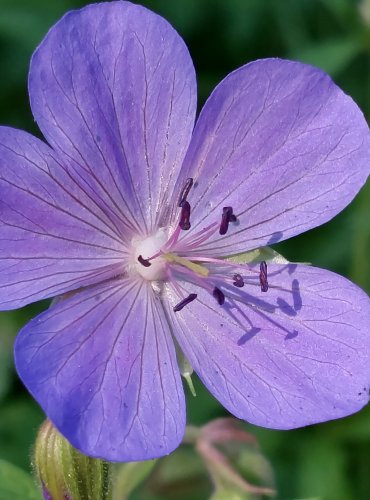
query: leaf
0 312 17 402
0 459 41 500
289 38 362 76
296 438 351 499
0 399 44 470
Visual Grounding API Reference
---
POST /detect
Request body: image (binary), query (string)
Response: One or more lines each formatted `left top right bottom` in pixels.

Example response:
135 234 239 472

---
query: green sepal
175 341 197 396
33 420 112 500
225 246 311 266
225 246 289 265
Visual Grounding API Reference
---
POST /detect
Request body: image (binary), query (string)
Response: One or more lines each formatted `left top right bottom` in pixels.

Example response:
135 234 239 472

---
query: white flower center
131 228 168 281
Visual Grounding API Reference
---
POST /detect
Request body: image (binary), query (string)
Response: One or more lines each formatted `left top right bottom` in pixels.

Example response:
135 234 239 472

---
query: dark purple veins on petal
138 255 151 267
178 178 194 207
259 261 268 292
173 293 197 312
232 273 245 287
179 201 191 230
219 206 237 235
213 287 225 305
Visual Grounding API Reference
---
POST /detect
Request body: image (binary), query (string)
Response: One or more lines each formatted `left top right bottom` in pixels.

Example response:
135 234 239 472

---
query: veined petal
29 1 196 233
178 59 370 255
168 265 370 429
14 278 185 461
0 127 125 310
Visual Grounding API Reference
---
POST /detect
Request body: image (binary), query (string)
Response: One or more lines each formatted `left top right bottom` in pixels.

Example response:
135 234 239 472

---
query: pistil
138 255 151 267
135 186 267 311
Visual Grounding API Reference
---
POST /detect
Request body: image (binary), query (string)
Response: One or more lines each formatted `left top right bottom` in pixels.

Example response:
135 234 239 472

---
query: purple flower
1 1 369 461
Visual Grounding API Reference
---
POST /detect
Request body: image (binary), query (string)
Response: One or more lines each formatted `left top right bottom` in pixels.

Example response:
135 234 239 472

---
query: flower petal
178 59 370 255
0 127 125 310
168 265 370 429
15 278 185 461
29 1 196 233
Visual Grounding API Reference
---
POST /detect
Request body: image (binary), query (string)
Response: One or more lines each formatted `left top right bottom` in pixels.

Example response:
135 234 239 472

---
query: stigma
132 229 168 280
130 177 268 311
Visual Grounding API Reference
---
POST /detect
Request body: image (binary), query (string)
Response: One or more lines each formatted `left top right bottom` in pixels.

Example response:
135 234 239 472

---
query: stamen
177 222 219 251
259 261 268 292
178 178 194 207
163 223 182 250
179 201 191 230
219 206 237 235
138 255 151 267
173 293 197 312
232 273 245 287
213 287 225 305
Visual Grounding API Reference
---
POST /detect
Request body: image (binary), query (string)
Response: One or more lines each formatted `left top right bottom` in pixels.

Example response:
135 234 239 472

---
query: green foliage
112 460 158 500
0 459 41 500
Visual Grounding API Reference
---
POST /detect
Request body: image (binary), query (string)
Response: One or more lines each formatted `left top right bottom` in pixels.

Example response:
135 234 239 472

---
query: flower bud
195 418 276 498
33 420 112 500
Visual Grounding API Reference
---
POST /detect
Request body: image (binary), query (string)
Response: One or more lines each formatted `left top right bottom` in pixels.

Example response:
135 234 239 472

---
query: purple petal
15 278 185 461
42 485 52 500
29 1 196 233
168 265 370 429
178 59 370 255
0 127 125 310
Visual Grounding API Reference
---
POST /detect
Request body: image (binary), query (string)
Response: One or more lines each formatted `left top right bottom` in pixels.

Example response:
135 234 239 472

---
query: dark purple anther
219 206 237 235
178 177 194 207
259 261 268 292
213 287 225 305
179 201 191 230
173 293 197 312
232 273 244 288
138 255 151 267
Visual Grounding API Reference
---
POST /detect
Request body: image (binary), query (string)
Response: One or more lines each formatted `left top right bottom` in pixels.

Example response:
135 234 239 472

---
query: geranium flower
1 1 369 461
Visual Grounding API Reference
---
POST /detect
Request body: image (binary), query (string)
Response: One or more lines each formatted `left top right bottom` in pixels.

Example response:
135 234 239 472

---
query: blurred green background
0 0 369 498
